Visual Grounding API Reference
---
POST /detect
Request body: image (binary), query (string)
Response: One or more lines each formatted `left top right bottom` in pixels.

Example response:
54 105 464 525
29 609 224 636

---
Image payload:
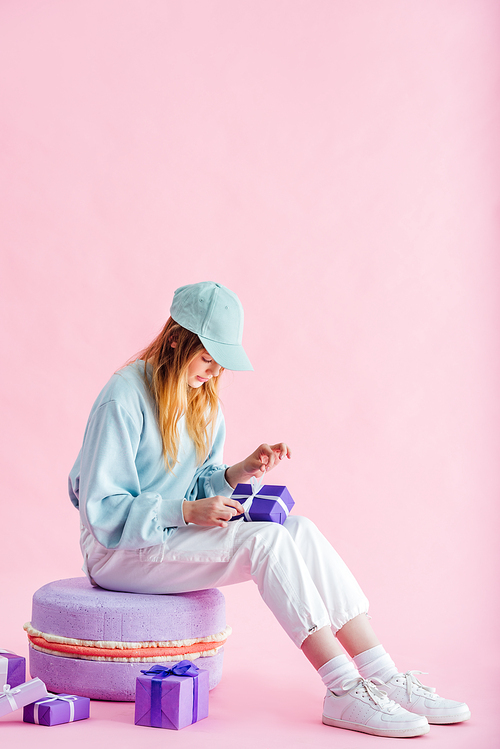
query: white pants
82 516 369 648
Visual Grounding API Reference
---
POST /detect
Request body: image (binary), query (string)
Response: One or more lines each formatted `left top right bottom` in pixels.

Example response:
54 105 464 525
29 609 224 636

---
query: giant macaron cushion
24 578 230 700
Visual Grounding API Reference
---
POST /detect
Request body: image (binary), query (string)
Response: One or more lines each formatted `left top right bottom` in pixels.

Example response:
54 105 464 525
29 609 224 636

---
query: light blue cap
170 282 253 371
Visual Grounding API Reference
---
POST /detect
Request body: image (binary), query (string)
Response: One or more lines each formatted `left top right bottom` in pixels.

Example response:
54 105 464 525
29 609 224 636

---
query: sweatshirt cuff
157 497 186 529
209 467 234 498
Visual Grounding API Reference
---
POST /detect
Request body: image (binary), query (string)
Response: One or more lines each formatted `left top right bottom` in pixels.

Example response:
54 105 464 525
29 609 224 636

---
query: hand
243 442 292 477
182 496 246 528
225 442 292 488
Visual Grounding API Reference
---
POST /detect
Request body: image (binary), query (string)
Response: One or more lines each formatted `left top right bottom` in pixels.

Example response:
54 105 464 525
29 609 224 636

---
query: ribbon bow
141 661 201 727
233 477 291 522
2 683 22 711
140 660 200 679
34 693 79 723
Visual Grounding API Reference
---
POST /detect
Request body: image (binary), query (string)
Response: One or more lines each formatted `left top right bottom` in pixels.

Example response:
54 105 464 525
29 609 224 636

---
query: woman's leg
284 519 470 728
336 613 380 656
302 614 380 669
86 519 434 736
90 516 374 653
301 625 343 669
89 520 333 648
282 516 370 634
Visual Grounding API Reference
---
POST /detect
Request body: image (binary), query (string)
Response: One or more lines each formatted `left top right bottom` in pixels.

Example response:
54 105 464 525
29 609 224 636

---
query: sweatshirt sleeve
75 400 185 550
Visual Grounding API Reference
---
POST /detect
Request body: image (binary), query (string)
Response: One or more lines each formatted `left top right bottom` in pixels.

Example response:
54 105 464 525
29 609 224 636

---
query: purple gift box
0 677 48 718
0 649 26 689
231 483 295 524
135 661 209 730
23 693 90 726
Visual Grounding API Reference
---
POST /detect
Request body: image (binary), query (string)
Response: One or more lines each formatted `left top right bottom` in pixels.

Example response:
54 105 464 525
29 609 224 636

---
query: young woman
69 281 470 738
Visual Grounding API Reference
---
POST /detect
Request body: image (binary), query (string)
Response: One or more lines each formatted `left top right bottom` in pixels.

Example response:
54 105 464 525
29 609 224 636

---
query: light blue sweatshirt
69 360 234 551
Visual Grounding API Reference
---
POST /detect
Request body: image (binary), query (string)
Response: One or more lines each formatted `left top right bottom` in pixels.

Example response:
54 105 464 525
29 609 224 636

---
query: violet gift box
24 693 90 726
135 662 209 730
0 677 48 718
231 483 295 524
0 650 26 689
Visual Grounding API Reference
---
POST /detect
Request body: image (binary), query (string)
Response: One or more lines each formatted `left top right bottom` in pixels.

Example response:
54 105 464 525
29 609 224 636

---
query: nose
209 361 221 377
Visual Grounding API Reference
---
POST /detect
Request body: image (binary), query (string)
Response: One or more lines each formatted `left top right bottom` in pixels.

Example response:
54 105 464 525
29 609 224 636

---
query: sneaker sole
322 715 430 737
427 709 471 725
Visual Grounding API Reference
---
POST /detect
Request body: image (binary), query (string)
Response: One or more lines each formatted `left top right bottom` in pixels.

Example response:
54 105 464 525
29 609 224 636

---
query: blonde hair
136 317 222 473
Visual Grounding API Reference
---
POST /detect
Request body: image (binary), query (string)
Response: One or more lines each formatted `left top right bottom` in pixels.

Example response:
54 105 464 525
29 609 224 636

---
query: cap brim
199 336 253 371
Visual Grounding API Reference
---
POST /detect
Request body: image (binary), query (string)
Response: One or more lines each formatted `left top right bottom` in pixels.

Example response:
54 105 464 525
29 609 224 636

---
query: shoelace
401 671 437 703
340 677 401 714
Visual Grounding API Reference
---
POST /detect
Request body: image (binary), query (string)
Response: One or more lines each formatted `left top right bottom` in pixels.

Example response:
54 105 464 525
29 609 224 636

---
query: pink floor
1 582 495 749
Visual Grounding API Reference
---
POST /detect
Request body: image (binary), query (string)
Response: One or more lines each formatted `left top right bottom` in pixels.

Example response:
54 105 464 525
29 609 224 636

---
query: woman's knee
283 514 318 540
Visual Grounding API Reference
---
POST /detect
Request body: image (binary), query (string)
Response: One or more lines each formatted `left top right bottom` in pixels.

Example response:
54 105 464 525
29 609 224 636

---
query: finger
258 443 272 463
226 498 245 513
258 455 270 470
264 451 279 471
215 509 232 523
272 442 289 460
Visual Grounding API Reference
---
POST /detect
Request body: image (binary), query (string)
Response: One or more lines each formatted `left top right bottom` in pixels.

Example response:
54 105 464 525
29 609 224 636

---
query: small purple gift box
231 481 295 524
0 649 26 689
0 677 48 718
23 692 90 726
135 661 209 730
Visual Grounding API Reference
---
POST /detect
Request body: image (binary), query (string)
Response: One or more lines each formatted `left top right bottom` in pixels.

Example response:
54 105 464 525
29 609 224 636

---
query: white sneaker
382 671 471 725
322 677 430 738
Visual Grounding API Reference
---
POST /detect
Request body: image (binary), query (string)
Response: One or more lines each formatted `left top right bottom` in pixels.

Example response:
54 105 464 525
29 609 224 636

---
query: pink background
1 1 499 746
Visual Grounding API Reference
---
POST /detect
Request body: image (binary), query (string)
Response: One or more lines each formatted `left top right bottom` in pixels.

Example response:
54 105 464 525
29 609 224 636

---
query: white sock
318 654 359 695
353 645 398 683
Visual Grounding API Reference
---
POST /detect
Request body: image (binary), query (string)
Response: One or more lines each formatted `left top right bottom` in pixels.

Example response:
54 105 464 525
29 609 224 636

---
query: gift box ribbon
0 659 8 689
34 693 79 724
140 661 201 728
232 477 291 521
0 651 15 689
2 683 22 711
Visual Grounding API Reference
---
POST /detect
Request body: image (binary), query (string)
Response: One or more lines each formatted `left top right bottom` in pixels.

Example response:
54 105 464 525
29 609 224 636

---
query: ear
170 341 177 348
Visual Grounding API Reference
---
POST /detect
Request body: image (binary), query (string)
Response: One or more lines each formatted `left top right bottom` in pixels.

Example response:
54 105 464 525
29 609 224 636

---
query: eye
202 357 212 364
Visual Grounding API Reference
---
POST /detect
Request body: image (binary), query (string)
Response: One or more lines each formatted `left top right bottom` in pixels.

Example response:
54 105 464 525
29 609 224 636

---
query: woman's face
186 350 221 388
